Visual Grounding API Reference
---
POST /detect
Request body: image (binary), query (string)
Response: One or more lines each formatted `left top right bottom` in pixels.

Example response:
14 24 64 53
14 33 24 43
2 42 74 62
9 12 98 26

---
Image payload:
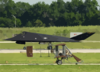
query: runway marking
0 40 100 43
1 49 100 53
81 41 100 42
0 41 15 43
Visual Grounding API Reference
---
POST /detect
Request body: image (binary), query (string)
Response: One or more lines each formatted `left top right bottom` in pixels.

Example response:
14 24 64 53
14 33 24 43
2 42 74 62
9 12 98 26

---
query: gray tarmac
0 49 100 53
1 40 100 43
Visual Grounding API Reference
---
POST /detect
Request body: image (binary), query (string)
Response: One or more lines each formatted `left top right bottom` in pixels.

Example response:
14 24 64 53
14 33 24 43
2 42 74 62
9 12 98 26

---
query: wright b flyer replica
5 31 95 65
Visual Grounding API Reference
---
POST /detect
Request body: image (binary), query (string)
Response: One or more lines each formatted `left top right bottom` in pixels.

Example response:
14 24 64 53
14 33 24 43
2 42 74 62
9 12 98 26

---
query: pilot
66 49 72 57
66 49 69 55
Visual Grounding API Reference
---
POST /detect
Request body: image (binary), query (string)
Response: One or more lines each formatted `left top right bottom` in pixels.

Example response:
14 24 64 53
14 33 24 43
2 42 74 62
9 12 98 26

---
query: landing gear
56 60 62 65
55 53 65 65
75 62 78 65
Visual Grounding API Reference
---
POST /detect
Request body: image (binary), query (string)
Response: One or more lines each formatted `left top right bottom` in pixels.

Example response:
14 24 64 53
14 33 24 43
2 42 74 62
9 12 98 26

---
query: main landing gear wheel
56 60 62 65
75 63 78 65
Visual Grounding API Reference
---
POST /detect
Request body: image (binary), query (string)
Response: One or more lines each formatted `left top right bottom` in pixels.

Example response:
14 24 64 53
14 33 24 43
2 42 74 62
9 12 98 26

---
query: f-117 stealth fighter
5 31 95 44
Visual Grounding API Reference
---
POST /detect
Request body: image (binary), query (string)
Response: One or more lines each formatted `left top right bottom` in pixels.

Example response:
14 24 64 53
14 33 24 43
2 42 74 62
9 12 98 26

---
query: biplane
48 43 82 65
5 31 95 65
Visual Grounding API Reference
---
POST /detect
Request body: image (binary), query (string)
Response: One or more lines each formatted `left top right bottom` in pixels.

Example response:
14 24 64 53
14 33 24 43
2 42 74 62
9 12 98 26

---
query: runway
0 49 100 53
0 40 100 43
0 63 100 65
0 41 15 43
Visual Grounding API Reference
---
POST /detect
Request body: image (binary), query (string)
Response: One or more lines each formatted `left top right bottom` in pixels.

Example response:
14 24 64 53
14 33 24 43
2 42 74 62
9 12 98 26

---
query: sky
13 0 100 5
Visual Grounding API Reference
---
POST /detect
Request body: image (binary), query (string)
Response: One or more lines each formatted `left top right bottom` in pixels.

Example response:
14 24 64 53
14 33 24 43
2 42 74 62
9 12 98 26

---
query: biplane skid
52 44 82 65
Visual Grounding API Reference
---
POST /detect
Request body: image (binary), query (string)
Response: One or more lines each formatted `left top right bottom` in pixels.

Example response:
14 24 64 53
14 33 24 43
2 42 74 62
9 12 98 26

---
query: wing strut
40 44 42 57
47 42 52 57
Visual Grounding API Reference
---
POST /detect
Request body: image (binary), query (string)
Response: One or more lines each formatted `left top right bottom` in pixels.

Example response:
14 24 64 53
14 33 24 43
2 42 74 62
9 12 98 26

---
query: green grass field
0 25 100 41
0 53 100 64
0 26 100 72
0 65 100 72
0 42 100 49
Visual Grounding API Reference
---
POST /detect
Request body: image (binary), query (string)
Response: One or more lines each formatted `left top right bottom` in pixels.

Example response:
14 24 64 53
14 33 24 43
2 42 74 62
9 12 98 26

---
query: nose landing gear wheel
56 60 62 65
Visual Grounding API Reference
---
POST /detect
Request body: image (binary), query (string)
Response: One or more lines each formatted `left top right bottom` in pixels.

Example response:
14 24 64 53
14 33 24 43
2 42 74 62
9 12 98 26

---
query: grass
0 26 100 72
0 65 100 72
0 25 100 41
0 53 100 64
0 53 100 72
0 42 100 49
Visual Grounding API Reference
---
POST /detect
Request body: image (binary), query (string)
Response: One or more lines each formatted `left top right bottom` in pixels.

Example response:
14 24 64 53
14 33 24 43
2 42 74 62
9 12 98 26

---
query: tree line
0 0 100 27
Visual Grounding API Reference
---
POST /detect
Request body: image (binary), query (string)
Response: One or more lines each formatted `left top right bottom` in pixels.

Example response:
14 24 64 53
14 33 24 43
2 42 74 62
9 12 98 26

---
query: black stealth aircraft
5 31 95 44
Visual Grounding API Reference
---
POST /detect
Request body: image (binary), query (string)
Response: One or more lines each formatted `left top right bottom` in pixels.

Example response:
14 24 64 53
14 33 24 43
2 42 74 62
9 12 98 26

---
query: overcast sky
13 0 100 10
13 0 100 5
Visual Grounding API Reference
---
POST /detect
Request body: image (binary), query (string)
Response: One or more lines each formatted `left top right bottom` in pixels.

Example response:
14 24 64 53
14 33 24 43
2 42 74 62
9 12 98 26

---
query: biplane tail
70 32 95 41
